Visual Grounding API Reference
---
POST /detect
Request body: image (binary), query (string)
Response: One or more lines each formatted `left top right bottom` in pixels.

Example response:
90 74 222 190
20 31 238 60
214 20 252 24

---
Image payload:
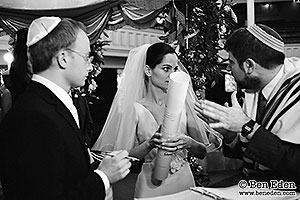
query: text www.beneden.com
239 190 297 197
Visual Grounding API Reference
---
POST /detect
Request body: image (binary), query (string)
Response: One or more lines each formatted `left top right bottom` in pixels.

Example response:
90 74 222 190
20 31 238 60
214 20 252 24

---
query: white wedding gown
133 102 195 198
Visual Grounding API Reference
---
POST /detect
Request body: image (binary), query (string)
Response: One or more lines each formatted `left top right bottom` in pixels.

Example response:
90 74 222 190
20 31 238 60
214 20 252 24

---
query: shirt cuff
94 169 110 192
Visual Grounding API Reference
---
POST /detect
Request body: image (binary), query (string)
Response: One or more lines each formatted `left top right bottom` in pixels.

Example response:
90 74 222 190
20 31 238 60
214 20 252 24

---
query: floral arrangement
180 0 236 186
71 39 111 103
160 0 237 186
178 0 237 99
160 0 236 99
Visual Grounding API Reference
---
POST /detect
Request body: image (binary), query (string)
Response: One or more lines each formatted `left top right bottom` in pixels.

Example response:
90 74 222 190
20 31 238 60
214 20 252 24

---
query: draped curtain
0 0 171 43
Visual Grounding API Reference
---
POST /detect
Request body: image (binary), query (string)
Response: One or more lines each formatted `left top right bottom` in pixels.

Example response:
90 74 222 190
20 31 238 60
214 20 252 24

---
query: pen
91 150 140 162
190 187 226 200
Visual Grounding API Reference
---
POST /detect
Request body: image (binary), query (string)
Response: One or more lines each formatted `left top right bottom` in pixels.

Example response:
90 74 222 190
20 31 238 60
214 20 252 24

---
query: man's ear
56 50 68 69
144 65 151 77
243 58 256 75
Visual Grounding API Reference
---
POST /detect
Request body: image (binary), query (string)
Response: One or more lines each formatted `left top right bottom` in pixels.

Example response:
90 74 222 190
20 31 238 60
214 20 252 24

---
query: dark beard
236 75 261 91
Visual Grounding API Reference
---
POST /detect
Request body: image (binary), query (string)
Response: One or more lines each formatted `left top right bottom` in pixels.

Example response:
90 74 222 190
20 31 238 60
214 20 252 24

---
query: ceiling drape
0 0 171 43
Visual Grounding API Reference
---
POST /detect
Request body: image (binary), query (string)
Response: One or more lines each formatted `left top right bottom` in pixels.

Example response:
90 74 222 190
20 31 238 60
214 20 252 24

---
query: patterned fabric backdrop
0 0 171 43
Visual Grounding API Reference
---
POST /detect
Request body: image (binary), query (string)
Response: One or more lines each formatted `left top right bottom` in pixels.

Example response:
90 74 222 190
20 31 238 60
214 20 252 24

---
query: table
135 185 300 200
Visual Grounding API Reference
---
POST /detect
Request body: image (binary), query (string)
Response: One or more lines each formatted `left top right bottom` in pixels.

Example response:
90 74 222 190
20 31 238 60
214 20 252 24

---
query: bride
92 42 222 198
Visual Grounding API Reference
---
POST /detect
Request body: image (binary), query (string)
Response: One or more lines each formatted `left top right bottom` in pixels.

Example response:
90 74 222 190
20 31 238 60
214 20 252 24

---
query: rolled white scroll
152 71 190 185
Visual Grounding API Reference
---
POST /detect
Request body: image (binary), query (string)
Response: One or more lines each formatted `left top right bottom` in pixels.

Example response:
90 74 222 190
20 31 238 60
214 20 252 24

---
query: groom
0 16 131 199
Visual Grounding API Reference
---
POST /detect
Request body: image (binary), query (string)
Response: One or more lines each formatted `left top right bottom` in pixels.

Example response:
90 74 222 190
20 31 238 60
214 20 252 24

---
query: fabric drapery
0 0 171 44
92 44 150 151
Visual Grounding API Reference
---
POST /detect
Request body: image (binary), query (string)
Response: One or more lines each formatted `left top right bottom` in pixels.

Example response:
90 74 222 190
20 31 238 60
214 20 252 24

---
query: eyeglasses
66 48 92 64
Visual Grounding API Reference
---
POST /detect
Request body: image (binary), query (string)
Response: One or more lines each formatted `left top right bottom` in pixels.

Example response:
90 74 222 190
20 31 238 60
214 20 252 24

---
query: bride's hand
160 135 192 153
148 132 163 149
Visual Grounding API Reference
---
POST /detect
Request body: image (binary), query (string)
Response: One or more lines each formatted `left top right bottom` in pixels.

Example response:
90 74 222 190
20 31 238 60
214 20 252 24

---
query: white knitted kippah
27 16 61 47
247 24 284 53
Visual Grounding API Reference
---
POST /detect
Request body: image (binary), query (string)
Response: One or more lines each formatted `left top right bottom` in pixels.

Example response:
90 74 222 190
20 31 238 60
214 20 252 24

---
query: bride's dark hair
146 42 175 69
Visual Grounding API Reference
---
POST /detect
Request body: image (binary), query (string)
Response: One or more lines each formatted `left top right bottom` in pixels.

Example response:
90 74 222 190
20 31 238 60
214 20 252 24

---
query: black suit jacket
244 126 300 189
72 95 94 148
223 126 300 190
0 81 105 200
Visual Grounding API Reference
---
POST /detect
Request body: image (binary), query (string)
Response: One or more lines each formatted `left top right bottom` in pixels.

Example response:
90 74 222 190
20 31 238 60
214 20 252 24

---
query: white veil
92 43 222 152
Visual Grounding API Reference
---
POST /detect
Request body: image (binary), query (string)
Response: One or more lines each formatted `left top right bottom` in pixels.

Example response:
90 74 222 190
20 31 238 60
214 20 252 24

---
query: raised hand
195 91 250 133
97 150 131 184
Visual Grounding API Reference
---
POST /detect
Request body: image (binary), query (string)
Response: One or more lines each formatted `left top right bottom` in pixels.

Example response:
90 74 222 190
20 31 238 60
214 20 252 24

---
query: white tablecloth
135 185 300 200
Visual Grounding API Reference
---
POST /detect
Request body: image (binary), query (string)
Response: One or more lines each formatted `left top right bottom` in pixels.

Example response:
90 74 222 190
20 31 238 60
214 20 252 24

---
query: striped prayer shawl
240 57 300 174
263 72 300 130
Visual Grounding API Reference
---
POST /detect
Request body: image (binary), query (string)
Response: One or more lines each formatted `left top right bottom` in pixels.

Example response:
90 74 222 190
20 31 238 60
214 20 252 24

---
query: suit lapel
29 81 87 147
55 103 86 142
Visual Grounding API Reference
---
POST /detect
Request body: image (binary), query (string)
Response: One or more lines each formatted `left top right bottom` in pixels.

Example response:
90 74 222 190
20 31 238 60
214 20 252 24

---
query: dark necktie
236 90 245 107
240 91 267 175
256 91 267 124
